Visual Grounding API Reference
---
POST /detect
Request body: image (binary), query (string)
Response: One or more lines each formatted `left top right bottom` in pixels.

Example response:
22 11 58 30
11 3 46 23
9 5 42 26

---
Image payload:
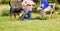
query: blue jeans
20 9 32 20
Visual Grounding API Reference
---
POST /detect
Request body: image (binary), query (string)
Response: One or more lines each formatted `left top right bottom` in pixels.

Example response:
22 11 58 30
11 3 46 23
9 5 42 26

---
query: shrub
0 0 8 4
1 8 10 16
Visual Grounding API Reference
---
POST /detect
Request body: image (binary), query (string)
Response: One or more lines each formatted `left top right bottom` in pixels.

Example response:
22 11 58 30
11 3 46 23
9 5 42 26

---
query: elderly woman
20 0 35 20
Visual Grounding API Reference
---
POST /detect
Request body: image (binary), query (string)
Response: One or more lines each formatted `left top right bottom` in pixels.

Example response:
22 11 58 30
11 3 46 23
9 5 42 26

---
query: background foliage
0 0 59 4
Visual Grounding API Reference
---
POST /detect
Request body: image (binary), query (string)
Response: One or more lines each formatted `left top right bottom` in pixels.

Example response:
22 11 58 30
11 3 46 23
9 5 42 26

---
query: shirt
40 0 50 9
22 0 35 11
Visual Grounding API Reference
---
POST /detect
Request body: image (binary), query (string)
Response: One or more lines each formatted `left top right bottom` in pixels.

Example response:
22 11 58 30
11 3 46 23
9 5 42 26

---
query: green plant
0 0 8 4
1 8 10 16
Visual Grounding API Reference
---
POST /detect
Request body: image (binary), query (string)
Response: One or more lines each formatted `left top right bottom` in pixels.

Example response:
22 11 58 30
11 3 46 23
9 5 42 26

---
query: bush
1 8 10 16
0 0 8 4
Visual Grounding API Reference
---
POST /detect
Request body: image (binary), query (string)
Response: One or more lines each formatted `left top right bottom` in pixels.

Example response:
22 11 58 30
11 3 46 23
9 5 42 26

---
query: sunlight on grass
0 14 60 31
0 5 60 31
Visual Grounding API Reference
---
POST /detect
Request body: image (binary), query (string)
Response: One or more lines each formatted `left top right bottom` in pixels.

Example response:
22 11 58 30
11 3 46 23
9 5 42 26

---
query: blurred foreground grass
0 4 60 31
0 13 60 31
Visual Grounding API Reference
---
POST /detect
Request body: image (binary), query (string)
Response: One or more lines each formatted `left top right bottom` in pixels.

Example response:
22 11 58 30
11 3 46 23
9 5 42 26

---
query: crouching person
20 0 35 21
37 0 52 17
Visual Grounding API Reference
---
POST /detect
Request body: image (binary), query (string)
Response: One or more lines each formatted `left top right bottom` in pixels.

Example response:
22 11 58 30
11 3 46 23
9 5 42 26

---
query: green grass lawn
0 13 60 31
0 4 60 31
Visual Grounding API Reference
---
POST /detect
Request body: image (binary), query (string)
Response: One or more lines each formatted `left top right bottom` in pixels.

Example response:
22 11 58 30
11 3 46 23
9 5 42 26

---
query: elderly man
20 0 35 20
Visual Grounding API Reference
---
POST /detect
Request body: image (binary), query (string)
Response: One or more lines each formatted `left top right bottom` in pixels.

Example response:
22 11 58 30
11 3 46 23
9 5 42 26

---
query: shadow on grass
26 17 47 20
